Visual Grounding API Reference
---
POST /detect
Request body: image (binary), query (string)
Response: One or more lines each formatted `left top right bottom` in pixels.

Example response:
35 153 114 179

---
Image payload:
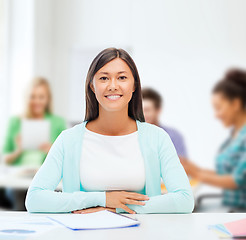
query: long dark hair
213 68 246 109
84 47 145 122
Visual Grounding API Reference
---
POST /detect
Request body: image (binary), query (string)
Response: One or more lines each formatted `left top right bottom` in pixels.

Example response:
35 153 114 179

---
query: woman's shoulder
138 121 169 136
46 113 65 123
8 115 22 126
59 121 85 140
138 121 170 144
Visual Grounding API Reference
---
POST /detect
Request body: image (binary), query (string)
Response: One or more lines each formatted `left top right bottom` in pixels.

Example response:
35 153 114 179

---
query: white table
0 211 245 240
0 165 62 190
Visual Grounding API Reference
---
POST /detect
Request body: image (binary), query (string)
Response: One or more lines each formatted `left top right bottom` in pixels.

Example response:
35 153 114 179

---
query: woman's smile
105 94 123 101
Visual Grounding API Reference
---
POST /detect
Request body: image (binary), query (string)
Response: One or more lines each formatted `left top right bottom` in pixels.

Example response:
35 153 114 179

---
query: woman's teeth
106 95 121 100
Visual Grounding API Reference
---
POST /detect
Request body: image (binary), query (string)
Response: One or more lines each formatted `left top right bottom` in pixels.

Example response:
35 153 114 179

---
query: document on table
48 210 140 230
0 216 60 239
21 119 50 150
208 218 246 238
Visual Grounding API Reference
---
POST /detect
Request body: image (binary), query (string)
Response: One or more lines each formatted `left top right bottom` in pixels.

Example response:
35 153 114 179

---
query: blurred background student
181 69 246 212
1 77 66 210
2 77 66 166
141 87 196 194
142 87 188 159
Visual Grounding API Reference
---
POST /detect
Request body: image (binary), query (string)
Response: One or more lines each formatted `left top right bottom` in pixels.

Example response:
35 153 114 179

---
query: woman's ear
132 82 136 93
90 81 95 93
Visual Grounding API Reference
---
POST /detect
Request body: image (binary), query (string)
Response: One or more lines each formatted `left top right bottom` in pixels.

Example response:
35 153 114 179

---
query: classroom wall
0 0 35 152
2 0 246 169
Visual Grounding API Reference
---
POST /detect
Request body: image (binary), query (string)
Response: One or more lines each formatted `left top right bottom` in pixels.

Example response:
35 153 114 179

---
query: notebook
21 119 50 150
209 218 246 238
224 218 246 237
47 210 140 230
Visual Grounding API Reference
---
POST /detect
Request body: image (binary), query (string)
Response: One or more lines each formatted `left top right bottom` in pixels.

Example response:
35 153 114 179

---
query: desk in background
0 165 62 190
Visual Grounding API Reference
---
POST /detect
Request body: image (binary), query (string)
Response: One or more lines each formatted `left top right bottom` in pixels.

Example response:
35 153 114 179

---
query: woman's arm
3 135 22 165
196 171 237 189
181 160 238 189
3 149 22 165
2 117 21 165
25 132 106 213
116 129 195 214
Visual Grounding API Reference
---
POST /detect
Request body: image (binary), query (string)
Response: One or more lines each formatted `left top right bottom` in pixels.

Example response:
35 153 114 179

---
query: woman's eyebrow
98 72 109 75
98 71 127 75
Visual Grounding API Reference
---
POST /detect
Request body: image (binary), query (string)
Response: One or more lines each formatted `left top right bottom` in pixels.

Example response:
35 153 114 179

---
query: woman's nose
108 78 118 90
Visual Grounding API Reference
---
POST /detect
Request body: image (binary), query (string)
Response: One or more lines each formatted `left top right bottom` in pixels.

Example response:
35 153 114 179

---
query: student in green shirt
2 77 66 167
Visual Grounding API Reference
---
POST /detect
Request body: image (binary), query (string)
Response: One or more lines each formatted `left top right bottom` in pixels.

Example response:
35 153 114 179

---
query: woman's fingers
123 199 146 206
72 210 84 214
105 191 149 210
120 204 136 214
125 192 149 201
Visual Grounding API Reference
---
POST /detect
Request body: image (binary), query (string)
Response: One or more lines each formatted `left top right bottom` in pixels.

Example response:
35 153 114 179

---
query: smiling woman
25 48 194 214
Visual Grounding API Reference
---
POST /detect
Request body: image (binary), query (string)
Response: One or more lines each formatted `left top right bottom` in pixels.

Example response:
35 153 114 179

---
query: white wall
0 0 35 152
4 0 246 168
0 0 9 153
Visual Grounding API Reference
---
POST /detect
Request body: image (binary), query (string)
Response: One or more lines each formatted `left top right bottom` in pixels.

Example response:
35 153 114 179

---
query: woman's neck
31 113 45 119
232 111 246 138
90 106 137 135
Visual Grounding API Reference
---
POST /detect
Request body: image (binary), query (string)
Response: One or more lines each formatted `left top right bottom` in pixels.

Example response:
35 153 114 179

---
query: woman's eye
100 77 108 80
119 76 127 80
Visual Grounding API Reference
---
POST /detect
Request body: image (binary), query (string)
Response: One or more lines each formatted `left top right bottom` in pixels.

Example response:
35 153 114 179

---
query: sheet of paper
48 210 140 230
208 224 231 238
0 216 59 239
224 218 246 237
21 119 50 150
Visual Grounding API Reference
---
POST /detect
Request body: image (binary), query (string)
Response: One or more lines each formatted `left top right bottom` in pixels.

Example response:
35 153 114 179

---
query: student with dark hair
181 68 246 211
25 48 194 214
142 87 188 159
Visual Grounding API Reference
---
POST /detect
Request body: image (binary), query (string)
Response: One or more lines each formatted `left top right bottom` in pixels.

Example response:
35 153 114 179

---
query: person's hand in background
39 142 52 154
72 207 116 214
3 135 23 164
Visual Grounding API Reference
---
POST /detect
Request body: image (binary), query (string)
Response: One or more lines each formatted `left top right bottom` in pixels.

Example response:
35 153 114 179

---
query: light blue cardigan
25 120 194 214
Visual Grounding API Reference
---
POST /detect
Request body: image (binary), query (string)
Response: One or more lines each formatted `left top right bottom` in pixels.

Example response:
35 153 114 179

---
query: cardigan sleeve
25 131 106 213
116 128 194 214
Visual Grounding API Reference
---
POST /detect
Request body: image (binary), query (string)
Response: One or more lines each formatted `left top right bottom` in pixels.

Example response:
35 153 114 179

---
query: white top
80 127 146 192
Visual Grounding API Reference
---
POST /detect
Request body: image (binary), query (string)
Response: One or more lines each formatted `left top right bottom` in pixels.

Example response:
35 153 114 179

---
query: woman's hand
72 207 116 214
4 135 23 165
39 142 52 154
105 191 149 214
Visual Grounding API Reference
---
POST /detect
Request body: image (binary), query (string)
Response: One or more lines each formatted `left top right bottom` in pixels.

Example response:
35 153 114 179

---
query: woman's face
91 58 135 113
212 92 242 127
29 85 49 116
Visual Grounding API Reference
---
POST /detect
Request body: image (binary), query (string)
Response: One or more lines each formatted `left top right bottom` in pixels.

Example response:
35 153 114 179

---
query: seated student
25 48 194 214
142 87 188 159
2 77 66 167
1 77 66 210
181 69 246 211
